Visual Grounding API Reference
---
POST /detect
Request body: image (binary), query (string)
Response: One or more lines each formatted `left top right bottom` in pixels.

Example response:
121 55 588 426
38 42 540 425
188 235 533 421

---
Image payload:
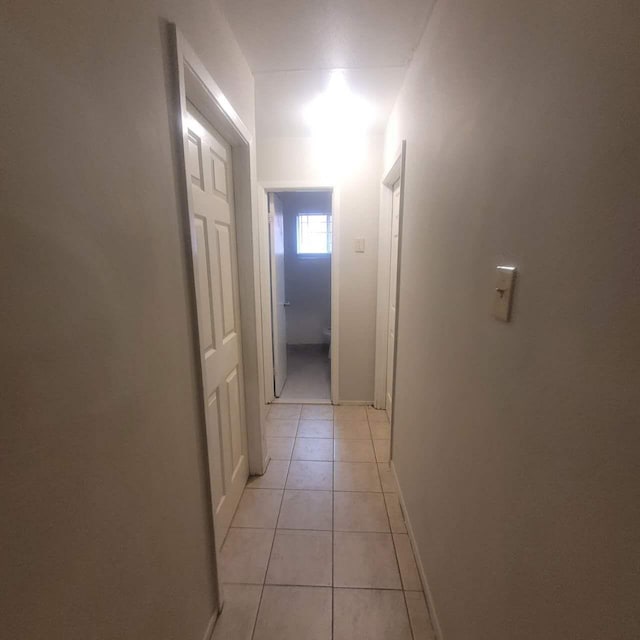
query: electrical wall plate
493 265 517 322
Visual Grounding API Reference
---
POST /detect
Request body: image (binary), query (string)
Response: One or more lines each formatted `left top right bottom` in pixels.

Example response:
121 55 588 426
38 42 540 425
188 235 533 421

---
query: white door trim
169 24 268 616
258 181 340 405
374 142 407 429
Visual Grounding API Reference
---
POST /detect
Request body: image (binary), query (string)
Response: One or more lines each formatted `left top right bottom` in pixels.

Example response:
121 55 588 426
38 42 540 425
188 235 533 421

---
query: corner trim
390 460 443 640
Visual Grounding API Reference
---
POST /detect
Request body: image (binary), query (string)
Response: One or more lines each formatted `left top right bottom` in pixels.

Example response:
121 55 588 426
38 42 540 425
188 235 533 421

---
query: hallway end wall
258 135 383 403
385 1 640 639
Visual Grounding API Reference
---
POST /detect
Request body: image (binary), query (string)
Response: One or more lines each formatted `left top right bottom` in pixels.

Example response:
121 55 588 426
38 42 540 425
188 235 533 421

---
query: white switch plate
493 265 516 322
354 237 365 253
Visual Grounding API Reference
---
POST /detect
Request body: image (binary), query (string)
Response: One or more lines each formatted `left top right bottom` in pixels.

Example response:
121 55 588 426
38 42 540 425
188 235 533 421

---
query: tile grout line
249 407 300 640
370 409 417 640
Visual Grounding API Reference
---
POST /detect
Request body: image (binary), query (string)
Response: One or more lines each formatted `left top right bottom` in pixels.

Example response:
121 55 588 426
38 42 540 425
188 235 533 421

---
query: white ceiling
219 0 434 137
219 0 434 72
255 67 406 138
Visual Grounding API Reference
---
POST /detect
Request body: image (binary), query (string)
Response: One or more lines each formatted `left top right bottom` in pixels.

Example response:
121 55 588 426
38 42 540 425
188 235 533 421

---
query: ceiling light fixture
303 70 375 139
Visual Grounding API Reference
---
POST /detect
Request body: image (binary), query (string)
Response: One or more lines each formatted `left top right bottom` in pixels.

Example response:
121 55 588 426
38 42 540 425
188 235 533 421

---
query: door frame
169 23 268 618
374 142 407 423
258 182 340 405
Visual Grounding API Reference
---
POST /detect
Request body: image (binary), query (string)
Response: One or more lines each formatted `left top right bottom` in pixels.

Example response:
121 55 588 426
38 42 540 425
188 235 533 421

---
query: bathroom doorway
266 189 334 403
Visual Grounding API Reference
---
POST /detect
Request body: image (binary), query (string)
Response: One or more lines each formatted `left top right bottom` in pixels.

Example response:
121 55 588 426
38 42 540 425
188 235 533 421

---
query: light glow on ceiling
303 71 375 139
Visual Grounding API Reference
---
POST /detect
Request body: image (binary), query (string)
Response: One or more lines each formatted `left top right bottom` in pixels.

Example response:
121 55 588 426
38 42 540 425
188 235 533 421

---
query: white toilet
322 327 331 358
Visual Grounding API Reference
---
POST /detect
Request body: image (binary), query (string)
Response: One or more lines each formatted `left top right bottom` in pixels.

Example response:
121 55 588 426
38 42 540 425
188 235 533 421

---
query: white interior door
185 102 248 549
385 180 401 420
269 193 288 396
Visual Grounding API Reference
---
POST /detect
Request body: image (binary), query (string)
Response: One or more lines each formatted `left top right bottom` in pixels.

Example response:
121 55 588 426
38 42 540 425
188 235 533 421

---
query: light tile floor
214 404 436 640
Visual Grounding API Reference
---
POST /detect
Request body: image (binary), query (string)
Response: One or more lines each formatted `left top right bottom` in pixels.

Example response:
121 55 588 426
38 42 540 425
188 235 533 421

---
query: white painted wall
2 1 255 638
385 1 640 639
277 191 332 345
258 135 383 402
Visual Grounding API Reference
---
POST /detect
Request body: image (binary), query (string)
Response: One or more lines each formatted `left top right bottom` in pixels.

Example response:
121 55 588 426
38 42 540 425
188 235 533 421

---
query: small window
296 213 332 254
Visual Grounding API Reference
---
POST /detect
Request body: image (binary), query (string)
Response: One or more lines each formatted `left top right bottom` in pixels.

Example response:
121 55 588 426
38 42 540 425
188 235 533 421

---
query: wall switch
493 265 516 322
354 237 365 253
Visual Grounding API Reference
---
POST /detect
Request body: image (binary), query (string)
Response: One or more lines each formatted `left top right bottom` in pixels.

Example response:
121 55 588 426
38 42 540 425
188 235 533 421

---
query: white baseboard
391 461 443 640
336 400 373 406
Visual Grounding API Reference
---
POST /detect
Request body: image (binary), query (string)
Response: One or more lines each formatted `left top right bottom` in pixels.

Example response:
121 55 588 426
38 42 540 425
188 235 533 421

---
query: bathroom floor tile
278 490 333 530
268 404 302 420
334 439 376 462
334 491 389 532
247 460 289 489
293 437 334 461
297 420 333 438
266 530 332 586
212 584 262 640
300 404 334 420
334 462 381 492
286 461 333 490
333 588 412 640
231 489 282 528
267 436 295 460
266 419 299 438
333 531 401 589
393 533 422 590
220 528 274 584
253 586 331 640
334 422 371 440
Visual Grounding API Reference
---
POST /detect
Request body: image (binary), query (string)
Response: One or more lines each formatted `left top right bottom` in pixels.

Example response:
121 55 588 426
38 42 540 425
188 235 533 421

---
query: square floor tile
333 531 401 589
393 533 422 590
267 437 295 460
405 591 436 640
212 584 261 640
292 437 333 461
373 439 390 463
268 404 302 420
231 489 282 528
253 586 331 640
334 439 376 462
266 530 332 586
370 422 391 439
334 405 367 422
247 460 289 489
301 404 334 420
334 492 389 532
378 463 398 493
220 528 274 584
366 407 390 424
286 461 333 490
334 462 381 492
334 422 371 440
297 420 333 438
334 588 412 640
384 493 407 533
266 419 298 438
278 490 332 530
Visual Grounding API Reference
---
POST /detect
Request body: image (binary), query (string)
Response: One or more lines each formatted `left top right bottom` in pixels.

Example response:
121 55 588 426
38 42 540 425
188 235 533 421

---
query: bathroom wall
277 191 332 345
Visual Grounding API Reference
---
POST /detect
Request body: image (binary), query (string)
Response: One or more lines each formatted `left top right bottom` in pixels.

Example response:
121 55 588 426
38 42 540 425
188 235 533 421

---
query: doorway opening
267 190 333 403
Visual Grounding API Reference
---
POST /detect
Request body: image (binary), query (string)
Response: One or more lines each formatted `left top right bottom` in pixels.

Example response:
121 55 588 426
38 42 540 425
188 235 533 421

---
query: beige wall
258 135 383 402
385 1 640 639
0 1 254 637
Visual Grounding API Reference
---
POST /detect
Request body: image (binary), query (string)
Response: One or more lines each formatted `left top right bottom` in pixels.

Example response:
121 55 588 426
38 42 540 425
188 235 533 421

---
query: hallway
213 404 434 639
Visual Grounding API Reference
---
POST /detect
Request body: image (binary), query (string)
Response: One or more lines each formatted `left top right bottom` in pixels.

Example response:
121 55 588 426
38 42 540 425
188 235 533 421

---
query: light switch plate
354 237 365 253
493 265 516 322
